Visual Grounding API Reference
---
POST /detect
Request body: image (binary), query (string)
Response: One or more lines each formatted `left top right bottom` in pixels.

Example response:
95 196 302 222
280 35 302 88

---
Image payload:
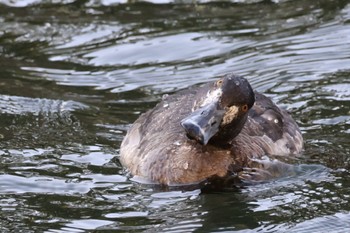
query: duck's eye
242 104 249 112
216 80 223 87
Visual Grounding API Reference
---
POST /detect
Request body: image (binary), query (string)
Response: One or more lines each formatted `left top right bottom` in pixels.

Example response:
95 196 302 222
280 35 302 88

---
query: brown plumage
120 73 303 186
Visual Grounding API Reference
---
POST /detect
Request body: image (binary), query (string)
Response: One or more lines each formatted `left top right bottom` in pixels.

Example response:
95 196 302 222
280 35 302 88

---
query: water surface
0 0 349 232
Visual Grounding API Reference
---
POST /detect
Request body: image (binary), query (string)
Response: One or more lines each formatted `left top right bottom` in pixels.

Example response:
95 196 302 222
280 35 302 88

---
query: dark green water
0 0 349 232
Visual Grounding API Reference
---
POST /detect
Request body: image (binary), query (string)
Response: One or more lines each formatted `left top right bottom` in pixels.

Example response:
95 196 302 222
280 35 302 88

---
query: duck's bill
180 102 225 145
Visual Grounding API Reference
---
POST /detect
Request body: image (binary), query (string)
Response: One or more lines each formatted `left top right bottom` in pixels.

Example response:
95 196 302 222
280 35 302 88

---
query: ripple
55 24 123 50
20 16 350 94
83 32 243 66
322 83 350 101
0 0 41 7
243 163 333 196
0 94 89 116
0 174 92 194
0 95 93 148
61 150 115 166
63 219 114 231
105 211 148 219
313 116 349 125
284 212 350 233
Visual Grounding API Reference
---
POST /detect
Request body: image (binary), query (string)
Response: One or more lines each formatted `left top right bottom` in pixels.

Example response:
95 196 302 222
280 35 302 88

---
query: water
0 0 349 232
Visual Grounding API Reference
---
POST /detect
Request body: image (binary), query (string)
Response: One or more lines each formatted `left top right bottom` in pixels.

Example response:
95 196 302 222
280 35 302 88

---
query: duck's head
181 74 255 146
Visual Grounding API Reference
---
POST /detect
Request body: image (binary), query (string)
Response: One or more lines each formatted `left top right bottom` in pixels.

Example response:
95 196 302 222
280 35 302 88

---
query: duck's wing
238 92 303 156
119 87 199 176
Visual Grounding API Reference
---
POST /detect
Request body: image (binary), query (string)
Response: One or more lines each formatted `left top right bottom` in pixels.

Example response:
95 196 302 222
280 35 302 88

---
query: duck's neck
209 114 248 148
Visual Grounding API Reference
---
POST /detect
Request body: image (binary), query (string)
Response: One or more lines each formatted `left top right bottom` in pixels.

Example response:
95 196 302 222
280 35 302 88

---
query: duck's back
233 92 303 159
120 86 303 185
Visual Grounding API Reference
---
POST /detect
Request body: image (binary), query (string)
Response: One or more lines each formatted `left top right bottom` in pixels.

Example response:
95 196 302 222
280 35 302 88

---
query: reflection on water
0 0 350 232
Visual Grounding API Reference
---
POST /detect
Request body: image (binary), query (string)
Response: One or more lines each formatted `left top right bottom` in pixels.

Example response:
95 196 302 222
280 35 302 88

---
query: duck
120 73 303 186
